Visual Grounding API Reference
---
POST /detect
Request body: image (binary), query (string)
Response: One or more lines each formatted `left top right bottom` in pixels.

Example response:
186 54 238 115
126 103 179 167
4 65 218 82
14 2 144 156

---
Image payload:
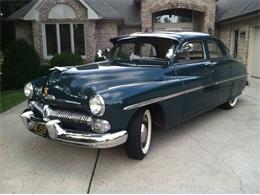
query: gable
217 0 260 23
8 0 100 21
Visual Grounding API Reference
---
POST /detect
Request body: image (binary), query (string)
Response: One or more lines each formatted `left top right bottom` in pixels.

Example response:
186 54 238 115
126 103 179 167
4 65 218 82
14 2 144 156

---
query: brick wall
15 21 33 45
95 24 141 50
32 22 43 61
96 21 118 50
118 26 141 35
16 0 219 64
216 15 259 65
141 0 216 33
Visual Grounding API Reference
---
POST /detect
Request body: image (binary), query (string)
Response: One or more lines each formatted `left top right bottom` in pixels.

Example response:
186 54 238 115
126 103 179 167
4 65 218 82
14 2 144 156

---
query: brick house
216 0 260 78
7 0 215 62
7 0 260 77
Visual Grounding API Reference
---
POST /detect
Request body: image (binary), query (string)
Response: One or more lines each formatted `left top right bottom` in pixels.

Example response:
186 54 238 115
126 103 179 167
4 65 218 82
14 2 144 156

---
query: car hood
44 61 169 104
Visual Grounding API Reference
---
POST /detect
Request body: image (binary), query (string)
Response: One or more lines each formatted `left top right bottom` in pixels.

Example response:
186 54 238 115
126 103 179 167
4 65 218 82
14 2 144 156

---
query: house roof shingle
99 0 141 25
7 0 141 25
216 0 260 23
7 0 38 20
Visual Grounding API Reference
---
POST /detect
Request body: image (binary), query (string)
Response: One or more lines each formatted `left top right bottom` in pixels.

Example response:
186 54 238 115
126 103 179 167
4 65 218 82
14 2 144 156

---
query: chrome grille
48 109 92 125
29 101 92 126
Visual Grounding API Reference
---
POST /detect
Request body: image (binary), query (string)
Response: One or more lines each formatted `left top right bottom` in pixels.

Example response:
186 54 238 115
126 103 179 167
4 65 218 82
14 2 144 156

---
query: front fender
98 77 184 131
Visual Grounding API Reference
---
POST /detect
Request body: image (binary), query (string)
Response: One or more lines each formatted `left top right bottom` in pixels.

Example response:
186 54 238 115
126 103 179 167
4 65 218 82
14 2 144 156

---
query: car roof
110 31 213 44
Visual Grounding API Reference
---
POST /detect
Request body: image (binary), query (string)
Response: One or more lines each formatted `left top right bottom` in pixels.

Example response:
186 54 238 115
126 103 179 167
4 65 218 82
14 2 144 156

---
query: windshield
111 37 178 66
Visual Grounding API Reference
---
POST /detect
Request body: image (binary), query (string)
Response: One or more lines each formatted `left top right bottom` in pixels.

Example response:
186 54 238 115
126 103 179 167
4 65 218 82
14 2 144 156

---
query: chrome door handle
205 62 217 66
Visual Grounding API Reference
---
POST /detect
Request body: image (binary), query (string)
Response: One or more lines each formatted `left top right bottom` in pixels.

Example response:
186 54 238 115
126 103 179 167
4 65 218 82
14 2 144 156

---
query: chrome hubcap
141 119 148 147
140 110 152 154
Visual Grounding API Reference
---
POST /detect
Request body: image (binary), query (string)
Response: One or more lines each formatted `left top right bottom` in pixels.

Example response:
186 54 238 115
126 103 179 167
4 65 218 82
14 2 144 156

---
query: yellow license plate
33 124 48 137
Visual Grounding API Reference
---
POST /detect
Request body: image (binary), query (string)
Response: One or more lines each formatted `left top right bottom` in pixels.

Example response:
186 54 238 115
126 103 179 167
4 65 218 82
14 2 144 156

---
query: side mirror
182 43 194 52
97 48 111 60
97 49 104 59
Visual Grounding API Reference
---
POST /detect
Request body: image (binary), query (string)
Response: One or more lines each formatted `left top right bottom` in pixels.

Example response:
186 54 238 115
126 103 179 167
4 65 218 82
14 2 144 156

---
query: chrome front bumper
21 110 128 148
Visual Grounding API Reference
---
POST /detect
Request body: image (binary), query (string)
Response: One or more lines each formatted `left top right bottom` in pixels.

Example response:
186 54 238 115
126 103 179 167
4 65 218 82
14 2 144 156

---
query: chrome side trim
46 98 81 105
215 75 246 85
124 91 185 111
123 74 247 111
184 83 215 94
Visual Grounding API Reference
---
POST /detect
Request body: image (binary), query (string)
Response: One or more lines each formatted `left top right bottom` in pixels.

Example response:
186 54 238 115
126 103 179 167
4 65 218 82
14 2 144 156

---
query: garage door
252 26 260 78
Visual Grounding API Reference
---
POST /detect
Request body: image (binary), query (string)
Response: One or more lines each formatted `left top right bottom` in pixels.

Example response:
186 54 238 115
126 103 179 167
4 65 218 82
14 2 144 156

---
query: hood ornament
43 86 55 100
43 86 48 96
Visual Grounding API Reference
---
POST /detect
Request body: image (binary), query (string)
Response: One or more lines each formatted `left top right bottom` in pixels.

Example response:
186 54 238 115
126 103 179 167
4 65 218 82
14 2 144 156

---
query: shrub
50 53 83 67
1 39 41 90
0 50 3 71
35 65 51 78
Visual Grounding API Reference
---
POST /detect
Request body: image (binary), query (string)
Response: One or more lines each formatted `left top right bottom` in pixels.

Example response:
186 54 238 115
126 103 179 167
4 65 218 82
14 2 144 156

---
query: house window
49 4 77 19
45 24 57 56
43 23 85 58
73 24 85 55
60 24 71 53
153 9 193 32
230 30 239 58
154 9 192 23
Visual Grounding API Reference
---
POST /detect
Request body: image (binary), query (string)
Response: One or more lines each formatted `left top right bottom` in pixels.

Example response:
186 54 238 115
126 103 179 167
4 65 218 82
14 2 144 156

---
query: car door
206 40 232 105
175 40 216 118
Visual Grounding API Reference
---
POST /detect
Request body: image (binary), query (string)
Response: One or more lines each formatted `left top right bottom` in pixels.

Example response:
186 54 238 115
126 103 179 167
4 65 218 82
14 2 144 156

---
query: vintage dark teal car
21 32 247 159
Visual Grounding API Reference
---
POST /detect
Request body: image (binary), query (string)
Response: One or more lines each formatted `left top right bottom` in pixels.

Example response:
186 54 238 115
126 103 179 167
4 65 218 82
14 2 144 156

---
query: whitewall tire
126 109 152 160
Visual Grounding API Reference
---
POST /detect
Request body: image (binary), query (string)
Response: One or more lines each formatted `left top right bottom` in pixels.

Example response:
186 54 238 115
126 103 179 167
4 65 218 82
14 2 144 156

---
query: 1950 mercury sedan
21 32 247 159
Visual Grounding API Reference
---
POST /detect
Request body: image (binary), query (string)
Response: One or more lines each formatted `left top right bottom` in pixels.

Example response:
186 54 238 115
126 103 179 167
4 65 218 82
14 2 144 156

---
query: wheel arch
126 103 166 130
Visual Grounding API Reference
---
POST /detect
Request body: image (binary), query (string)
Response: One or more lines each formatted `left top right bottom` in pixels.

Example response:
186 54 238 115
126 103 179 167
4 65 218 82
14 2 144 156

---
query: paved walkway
0 79 259 193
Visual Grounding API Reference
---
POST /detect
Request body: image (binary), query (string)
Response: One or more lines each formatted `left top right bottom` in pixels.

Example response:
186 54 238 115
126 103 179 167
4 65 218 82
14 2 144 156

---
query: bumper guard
20 110 128 148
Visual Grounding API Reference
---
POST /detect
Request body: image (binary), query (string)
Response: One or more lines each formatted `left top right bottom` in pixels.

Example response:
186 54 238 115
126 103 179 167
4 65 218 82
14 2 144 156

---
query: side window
114 43 135 61
140 43 157 58
178 41 205 63
207 41 225 59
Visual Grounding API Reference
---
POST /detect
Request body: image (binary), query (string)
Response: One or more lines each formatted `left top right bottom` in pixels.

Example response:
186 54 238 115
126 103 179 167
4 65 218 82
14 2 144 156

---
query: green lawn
0 89 26 113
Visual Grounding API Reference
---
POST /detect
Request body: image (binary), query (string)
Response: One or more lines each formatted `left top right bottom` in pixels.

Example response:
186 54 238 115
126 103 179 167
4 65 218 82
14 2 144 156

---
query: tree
0 0 32 51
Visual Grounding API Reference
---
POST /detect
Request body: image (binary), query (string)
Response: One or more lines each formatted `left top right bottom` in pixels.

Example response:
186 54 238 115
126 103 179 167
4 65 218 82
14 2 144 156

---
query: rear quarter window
207 41 225 59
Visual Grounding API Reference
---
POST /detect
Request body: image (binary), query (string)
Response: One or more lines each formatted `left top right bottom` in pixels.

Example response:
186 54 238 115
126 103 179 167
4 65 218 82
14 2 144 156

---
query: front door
175 40 216 118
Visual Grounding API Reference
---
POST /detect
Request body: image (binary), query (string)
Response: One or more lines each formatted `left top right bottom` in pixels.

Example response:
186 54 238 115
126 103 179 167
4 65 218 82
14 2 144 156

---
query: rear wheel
125 109 152 160
220 97 238 110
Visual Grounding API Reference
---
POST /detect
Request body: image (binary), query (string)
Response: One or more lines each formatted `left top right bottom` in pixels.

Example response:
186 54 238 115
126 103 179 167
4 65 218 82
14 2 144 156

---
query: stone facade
216 15 260 65
32 21 43 62
26 0 141 63
118 26 141 35
31 0 96 62
141 0 216 33
96 21 119 50
96 22 141 50
15 21 33 45
14 0 218 64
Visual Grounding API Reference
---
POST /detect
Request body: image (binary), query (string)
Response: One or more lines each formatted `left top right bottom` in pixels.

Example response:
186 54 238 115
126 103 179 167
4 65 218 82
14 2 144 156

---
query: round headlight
89 94 105 116
24 82 33 98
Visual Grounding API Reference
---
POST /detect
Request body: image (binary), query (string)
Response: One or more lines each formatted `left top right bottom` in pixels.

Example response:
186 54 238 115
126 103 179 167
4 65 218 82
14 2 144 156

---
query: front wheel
219 97 238 110
125 109 152 160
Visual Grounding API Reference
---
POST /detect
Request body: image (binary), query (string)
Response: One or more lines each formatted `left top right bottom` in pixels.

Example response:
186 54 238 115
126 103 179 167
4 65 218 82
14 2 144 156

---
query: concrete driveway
0 79 259 193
